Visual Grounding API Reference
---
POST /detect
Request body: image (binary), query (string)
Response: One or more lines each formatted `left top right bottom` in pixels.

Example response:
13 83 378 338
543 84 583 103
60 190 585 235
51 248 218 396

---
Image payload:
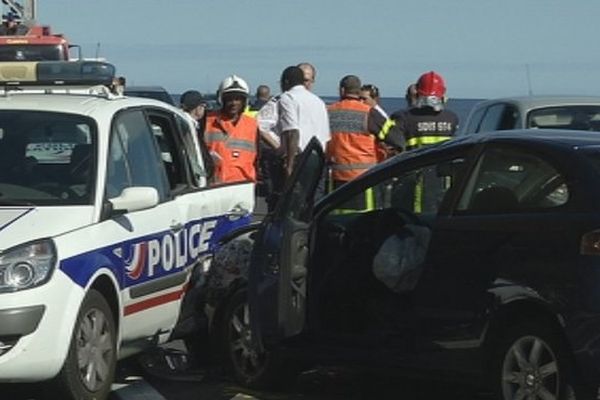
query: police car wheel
220 289 299 389
52 289 117 400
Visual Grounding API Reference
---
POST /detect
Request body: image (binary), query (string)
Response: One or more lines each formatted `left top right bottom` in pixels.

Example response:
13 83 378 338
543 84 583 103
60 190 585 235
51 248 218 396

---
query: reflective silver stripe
205 132 228 143
329 109 367 134
225 139 256 152
331 162 376 171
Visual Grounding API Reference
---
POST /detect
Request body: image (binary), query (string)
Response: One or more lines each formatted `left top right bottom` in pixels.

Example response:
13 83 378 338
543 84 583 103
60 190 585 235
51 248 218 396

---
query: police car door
103 109 187 348
171 113 254 246
144 110 254 327
249 138 324 348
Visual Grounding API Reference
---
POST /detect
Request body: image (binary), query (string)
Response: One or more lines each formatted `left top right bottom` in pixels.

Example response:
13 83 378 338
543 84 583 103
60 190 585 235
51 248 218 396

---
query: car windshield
0 44 65 61
0 111 96 206
527 106 600 131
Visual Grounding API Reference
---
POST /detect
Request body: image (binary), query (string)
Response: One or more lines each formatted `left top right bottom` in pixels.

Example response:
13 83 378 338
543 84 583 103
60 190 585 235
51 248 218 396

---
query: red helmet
416 71 446 97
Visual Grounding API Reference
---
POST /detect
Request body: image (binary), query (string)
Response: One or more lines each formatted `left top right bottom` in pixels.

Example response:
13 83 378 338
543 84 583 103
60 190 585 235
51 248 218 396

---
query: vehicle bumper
0 271 84 382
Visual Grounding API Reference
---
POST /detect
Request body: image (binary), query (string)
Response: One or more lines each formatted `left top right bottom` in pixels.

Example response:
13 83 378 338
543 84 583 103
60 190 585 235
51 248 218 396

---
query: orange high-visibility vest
205 113 258 184
327 98 377 182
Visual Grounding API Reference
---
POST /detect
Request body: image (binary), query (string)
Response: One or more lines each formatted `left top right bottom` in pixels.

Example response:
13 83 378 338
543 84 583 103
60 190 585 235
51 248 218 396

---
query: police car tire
219 288 299 389
50 289 117 400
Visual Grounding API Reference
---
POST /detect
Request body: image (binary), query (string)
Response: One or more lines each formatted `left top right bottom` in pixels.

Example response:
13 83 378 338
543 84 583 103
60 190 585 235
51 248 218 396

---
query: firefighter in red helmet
383 71 458 152
383 71 459 213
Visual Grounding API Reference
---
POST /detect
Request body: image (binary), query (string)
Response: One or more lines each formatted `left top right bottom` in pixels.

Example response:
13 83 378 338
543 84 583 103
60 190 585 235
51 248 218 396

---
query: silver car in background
460 95 600 135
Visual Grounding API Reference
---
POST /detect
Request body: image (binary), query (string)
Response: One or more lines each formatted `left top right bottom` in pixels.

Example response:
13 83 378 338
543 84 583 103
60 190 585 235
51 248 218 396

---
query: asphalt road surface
3 349 493 400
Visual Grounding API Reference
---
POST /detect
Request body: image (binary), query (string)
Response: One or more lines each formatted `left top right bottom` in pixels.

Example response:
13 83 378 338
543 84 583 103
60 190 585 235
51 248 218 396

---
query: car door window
498 105 519 130
456 146 569 214
330 156 467 220
106 110 169 200
464 106 487 134
478 104 506 133
147 112 188 192
176 114 206 186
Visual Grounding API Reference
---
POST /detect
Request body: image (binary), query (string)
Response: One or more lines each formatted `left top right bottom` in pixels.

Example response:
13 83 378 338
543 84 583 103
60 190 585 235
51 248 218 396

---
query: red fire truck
0 0 72 61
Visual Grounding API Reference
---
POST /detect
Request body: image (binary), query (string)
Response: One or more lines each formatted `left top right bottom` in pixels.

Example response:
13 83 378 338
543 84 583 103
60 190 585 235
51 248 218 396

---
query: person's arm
278 94 300 176
257 98 281 149
282 129 299 177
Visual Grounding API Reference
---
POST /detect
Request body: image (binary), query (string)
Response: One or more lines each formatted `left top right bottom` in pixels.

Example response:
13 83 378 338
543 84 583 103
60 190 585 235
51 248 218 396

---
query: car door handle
170 222 184 233
228 207 249 218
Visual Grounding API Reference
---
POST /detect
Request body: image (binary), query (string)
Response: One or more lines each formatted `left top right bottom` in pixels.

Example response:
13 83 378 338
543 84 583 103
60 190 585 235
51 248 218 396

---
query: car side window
147 112 188 191
478 104 506 133
106 110 169 201
498 105 519 130
330 156 466 221
176 114 206 187
456 146 569 214
464 106 487 134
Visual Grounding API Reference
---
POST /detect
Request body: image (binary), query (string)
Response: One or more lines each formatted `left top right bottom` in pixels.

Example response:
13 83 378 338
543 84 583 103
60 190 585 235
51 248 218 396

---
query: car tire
490 320 576 400
218 288 299 390
50 289 116 400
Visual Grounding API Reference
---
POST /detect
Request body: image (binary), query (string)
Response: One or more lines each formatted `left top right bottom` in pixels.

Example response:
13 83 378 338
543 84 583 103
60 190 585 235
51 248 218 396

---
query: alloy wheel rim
75 307 114 392
501 335 560 400
229 302 266 379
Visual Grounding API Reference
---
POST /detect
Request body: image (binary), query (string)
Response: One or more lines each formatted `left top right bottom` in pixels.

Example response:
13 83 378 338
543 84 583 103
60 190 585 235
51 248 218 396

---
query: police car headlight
0 240 56 293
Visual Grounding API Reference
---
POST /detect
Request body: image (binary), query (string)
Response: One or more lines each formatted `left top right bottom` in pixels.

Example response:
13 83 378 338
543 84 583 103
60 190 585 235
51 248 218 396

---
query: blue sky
33 0 600 99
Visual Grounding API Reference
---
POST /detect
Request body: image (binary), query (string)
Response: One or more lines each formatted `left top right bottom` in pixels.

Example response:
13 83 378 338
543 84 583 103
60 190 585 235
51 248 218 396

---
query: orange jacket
327 98 377 182
204 113 258 184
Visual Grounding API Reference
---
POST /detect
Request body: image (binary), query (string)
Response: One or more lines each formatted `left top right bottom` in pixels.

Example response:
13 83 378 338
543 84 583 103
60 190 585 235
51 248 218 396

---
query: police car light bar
0 60 116 86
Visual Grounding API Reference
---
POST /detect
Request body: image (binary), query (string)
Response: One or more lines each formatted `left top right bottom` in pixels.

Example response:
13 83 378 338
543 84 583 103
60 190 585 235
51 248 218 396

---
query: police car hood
0 206 93 250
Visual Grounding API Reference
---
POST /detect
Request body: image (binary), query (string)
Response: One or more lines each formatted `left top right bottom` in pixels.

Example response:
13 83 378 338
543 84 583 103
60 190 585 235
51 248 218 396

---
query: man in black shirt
385 71 459 213
385 71 458 152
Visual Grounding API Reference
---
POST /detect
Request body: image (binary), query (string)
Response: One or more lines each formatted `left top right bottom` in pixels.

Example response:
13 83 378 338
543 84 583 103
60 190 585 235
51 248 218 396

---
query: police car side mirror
109 187 159 214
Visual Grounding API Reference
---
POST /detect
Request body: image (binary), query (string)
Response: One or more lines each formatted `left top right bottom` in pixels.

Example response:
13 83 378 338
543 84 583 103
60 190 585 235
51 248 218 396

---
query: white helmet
217 74 250 104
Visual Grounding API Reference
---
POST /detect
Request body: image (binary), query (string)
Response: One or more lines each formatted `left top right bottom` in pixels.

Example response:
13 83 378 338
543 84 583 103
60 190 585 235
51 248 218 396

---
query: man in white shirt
278 65 330 177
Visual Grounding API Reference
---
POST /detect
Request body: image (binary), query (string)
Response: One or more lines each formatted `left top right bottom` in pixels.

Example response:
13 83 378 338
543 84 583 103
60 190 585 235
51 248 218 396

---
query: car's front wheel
219 288 299 389
491 321 576 400
50 289 117 400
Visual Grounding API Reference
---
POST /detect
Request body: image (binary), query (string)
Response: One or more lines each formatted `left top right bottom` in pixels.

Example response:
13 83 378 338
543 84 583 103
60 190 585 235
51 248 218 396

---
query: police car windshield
0 111 96 206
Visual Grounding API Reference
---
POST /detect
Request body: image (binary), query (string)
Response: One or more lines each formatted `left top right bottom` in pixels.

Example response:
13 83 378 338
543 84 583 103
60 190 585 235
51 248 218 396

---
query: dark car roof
361 129 600 177
454 129 600 146
124 86 175 106
473 95 600 111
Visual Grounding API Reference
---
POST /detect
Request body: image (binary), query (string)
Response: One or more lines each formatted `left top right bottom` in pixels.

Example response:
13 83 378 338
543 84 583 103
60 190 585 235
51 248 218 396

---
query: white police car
0 61 254 399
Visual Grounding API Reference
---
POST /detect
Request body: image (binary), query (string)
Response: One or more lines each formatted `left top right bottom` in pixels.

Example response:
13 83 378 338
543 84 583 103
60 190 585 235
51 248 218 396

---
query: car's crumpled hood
0 207 94 251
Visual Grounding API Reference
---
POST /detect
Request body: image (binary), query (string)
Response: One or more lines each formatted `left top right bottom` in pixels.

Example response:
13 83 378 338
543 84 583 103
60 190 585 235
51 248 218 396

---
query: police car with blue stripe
0 61 254 399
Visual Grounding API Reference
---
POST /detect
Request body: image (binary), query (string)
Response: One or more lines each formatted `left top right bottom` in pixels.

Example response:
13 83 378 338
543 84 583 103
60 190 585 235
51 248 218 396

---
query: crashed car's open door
249 138 324 349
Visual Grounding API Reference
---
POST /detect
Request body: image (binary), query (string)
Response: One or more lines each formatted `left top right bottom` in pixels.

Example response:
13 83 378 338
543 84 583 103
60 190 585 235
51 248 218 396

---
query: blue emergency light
0 60 115 86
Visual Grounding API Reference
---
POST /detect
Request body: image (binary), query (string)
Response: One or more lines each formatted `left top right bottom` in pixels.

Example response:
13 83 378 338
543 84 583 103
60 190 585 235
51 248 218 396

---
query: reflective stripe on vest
227 138 256 152
377 118 396 140
205 114 258 183
327 99 377 182
330 162 377 171
406 135 451 149
205 133 256 152
329 109 369 134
